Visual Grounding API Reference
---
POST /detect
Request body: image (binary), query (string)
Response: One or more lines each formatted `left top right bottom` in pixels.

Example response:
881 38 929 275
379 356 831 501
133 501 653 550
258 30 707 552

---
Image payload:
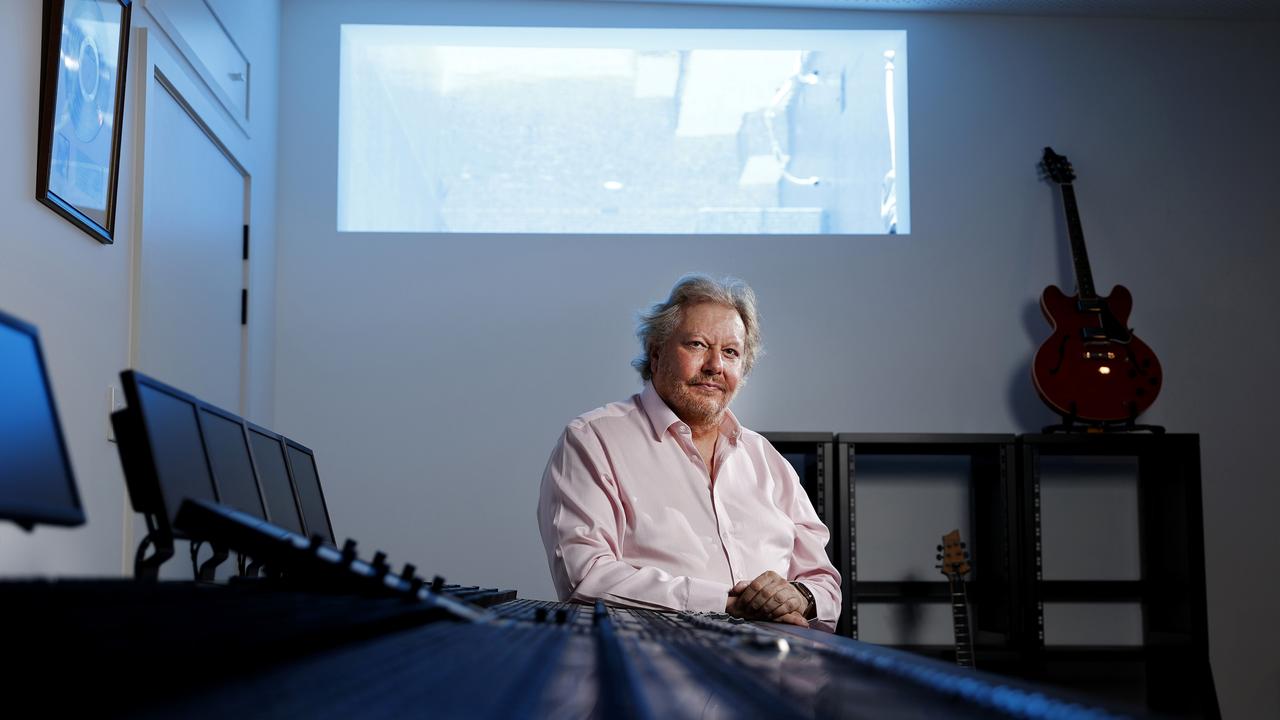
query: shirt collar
639 381 743 445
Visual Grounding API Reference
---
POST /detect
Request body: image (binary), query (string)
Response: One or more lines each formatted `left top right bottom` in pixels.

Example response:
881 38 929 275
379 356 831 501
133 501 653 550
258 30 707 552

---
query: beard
664 380 731 426
653 362 740 429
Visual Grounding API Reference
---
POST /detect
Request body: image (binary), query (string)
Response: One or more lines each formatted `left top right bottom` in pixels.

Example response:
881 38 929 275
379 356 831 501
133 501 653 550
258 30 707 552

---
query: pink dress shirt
537 382 841 632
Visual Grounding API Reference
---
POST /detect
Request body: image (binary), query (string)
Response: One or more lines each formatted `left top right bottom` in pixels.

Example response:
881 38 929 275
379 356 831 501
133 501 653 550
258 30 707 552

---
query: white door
133 35 247 413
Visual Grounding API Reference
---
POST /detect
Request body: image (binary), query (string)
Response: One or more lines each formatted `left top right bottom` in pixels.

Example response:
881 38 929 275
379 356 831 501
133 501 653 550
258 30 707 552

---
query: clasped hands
725 570 809 627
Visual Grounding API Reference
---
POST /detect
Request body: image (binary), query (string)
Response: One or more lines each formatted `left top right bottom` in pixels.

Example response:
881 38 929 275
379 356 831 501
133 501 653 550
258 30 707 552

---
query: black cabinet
834 434 1021 659
775 431 1219 717
1019 433 1218 718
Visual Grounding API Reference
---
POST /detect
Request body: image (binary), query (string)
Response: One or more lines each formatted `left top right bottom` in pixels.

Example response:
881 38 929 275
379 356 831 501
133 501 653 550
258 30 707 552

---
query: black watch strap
790 581 817 620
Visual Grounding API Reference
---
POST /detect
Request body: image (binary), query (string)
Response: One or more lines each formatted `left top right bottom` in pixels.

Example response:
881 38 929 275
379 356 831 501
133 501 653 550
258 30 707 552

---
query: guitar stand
1043 407 1165 434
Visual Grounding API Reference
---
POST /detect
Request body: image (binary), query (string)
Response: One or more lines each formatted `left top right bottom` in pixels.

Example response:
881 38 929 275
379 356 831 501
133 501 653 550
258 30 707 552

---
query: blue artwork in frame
36 0 132 245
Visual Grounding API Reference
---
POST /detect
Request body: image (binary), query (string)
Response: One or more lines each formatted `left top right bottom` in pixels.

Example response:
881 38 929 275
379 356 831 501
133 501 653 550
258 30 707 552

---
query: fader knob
400 563 418 581
341 539 358 564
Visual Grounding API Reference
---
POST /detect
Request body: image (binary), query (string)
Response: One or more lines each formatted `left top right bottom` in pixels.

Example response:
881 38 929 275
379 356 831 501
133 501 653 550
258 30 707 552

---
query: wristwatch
790 581 817 620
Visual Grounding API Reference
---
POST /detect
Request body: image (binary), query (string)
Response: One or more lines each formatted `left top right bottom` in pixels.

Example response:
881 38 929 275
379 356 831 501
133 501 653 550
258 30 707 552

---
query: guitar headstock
1040 146 1075 184
936 529 971 580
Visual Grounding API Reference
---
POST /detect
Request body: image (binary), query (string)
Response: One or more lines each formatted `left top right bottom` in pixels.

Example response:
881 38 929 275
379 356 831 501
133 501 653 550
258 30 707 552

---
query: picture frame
35 0 133 245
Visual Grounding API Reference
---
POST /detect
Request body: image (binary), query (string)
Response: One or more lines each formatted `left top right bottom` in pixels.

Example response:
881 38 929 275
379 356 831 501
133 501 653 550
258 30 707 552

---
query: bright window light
338 26 908 234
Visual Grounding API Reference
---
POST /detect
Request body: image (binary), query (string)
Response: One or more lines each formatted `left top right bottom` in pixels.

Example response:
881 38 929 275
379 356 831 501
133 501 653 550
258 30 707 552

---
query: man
537 274 841 631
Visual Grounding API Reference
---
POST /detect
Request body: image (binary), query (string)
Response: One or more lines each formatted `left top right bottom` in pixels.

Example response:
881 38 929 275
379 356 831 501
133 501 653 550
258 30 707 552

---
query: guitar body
1032 283 1162 422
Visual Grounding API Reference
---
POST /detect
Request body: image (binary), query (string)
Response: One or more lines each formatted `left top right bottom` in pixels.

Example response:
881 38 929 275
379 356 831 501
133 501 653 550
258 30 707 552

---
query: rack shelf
764 431 1219 717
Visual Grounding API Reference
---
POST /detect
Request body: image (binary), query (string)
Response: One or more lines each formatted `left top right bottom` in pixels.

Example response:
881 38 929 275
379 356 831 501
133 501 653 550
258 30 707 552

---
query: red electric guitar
1032 148 1162 425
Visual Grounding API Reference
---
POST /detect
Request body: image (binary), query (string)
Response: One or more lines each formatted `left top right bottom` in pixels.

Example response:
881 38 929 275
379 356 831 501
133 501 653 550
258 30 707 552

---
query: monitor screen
248 428 304 535
0 312 83 527
199 407 267 521
285 443 334 544
136 383 218 527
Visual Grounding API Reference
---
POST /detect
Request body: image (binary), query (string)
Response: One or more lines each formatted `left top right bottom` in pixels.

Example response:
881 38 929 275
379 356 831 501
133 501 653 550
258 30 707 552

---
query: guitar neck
949 578 976 668
1059 183 1097 299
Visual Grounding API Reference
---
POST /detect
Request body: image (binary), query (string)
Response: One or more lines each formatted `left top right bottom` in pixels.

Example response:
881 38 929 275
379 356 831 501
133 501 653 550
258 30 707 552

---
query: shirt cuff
685 576 734 613
795 580 839 633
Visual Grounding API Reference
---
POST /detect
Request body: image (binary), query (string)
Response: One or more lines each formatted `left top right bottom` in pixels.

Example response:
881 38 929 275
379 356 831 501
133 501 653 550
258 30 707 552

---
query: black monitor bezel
197 400 269 522
117 369 221 540
244 420 307 537
282 438 335 544
0 309 85 529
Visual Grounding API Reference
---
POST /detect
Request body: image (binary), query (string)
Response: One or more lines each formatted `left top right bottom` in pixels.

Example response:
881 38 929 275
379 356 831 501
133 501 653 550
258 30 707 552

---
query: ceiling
586 0 1280 21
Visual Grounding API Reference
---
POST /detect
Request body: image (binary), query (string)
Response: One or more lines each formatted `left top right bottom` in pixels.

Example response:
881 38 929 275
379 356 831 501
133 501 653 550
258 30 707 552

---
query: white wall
275 1 1279 716
0 1 280 574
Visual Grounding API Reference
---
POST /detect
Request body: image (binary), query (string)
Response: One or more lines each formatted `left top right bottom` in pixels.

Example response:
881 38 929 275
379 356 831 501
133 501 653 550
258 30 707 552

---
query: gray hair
632 273 761 381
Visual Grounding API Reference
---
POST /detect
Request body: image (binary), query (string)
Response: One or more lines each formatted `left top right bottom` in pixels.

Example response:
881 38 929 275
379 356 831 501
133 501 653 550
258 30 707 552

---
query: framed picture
35 0 133 245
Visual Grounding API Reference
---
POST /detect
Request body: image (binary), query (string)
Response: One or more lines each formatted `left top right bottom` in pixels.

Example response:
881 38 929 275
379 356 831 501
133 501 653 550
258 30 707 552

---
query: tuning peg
936 544 943 551
936 554 943 561
960 542 967 549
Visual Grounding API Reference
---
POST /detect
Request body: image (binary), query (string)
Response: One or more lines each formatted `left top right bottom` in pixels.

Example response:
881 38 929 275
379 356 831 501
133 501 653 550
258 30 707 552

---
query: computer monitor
283 440 335 545
117 370 219 538
0 310 84 529
246 424 305 536
198 403 268 522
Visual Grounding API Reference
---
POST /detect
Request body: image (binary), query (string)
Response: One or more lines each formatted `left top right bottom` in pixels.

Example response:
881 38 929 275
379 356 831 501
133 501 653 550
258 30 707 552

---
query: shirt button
677 425 689 434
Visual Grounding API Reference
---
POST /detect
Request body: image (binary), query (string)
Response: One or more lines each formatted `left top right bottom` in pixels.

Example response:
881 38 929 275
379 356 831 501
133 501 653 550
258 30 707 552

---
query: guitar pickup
1076 299 1105 313
1080 327 1110 341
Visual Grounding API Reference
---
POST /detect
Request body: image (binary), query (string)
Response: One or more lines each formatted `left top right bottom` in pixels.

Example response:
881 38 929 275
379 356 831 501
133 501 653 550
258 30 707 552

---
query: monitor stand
133 528 174 582
196 544 229 583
